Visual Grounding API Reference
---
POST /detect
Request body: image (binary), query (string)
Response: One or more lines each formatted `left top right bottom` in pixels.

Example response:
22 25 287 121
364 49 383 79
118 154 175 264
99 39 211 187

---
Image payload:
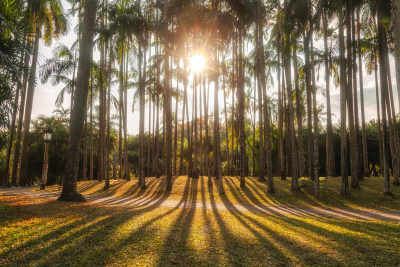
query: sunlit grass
1 176 400 266
38 175 400 210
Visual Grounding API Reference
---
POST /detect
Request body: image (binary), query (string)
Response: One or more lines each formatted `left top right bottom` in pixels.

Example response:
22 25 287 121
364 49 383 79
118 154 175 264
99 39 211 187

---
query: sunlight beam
190 54 206 72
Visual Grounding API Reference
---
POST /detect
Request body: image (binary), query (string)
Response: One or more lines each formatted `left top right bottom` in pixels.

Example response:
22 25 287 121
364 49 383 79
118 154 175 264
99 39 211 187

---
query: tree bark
58 0 98 202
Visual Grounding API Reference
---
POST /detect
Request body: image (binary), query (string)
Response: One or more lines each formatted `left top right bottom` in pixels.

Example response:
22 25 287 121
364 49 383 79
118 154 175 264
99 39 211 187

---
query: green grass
1 176 400 266
41 175 400 210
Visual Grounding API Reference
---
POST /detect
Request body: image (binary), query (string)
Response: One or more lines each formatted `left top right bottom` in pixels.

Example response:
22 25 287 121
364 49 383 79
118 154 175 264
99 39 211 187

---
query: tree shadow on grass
208 179 293 266
155 177 200 266
217 189 346 266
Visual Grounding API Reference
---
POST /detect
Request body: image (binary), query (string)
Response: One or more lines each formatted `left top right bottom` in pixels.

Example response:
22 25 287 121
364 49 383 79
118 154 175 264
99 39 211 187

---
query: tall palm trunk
390 0 400 110
119 53 124 179
11 39 31 187
164 0 173 190
139 38 145 188
90 73 94 180
386 65 400 185
277 31 285 181
98 37 106 182
351 6 363 182
124 51 130 181
104 43 112 189
374 49 384 175
180 67 187 175
309 7 319 197
324 8 335 177
357 8 369 177
174 80 179 177
238 25 246 188
19 28 40 186
223 70 230 177
304 31 314 181
377 10 392 195
339 7 349 195
284 43 299 190
58 0 98 202
4 40 26 186
213 46 223 193
147 37 152 178
345 0 359 189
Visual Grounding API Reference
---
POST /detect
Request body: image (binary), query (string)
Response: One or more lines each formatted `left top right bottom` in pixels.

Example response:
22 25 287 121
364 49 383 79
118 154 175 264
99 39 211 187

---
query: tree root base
58 192 86 202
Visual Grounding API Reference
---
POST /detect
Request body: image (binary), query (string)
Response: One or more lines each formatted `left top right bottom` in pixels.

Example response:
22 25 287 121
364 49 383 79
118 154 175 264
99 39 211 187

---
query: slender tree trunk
11 39 30 187
90 73 94 180
390 0 400 111
346 0 359 189
119 53 124 179
139 37 146 189
304 32 314 181
104 43 112 190
238 26 246 188
278 31 285 181
377 10 392 195
374 49 384 175
387 64 400 185
339 7 349 195
294 40 304 178
174 79 178 177
19 28 40 186
4 41 25 186
223 71 230 177
124 50 130 181
164 0 173 190
180 68 187 175
58 0 97 201
284 43 299 190
324 8 335 178
309 7 319 196
357 8 369 177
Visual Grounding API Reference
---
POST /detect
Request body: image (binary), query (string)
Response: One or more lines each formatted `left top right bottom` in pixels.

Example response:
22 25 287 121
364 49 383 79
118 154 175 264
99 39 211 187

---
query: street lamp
40 131 52 190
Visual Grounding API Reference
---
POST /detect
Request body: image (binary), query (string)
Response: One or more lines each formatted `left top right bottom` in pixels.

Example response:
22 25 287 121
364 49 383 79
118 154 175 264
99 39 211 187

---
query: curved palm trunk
4 43 26 187
11 40 30 187
58 0 97 202
19 28 40 187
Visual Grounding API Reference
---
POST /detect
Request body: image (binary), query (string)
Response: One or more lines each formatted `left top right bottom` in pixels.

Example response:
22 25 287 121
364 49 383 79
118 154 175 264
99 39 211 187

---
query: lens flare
190 54 206 72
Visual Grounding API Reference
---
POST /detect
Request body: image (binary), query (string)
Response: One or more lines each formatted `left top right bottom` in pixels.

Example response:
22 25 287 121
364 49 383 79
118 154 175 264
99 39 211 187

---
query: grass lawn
1 176 400 266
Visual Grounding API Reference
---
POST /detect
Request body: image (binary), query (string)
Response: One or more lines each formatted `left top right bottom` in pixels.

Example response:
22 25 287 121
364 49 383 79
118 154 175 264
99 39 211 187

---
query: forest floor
1 176 400 266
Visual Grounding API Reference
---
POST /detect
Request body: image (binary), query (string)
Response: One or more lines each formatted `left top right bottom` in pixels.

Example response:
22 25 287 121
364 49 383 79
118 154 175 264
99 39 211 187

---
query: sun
190 54 206 72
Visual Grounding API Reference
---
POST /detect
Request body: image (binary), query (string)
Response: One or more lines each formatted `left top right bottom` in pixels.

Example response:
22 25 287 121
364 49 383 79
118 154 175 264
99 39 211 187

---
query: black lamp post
40 131 52 190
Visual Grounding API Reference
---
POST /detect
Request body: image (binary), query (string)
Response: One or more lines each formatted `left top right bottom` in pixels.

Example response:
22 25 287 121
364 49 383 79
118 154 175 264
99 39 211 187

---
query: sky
31 1 400 135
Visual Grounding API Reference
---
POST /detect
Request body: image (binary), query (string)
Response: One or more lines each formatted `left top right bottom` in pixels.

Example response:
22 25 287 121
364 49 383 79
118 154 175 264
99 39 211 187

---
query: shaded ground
1 176 400 266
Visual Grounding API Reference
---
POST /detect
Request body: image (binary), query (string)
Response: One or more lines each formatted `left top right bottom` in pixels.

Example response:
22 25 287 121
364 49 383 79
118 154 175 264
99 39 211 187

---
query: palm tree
391 0 400 110
58 0 98 202
39 43 78 110
19 0 68 186
164 0 173 191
